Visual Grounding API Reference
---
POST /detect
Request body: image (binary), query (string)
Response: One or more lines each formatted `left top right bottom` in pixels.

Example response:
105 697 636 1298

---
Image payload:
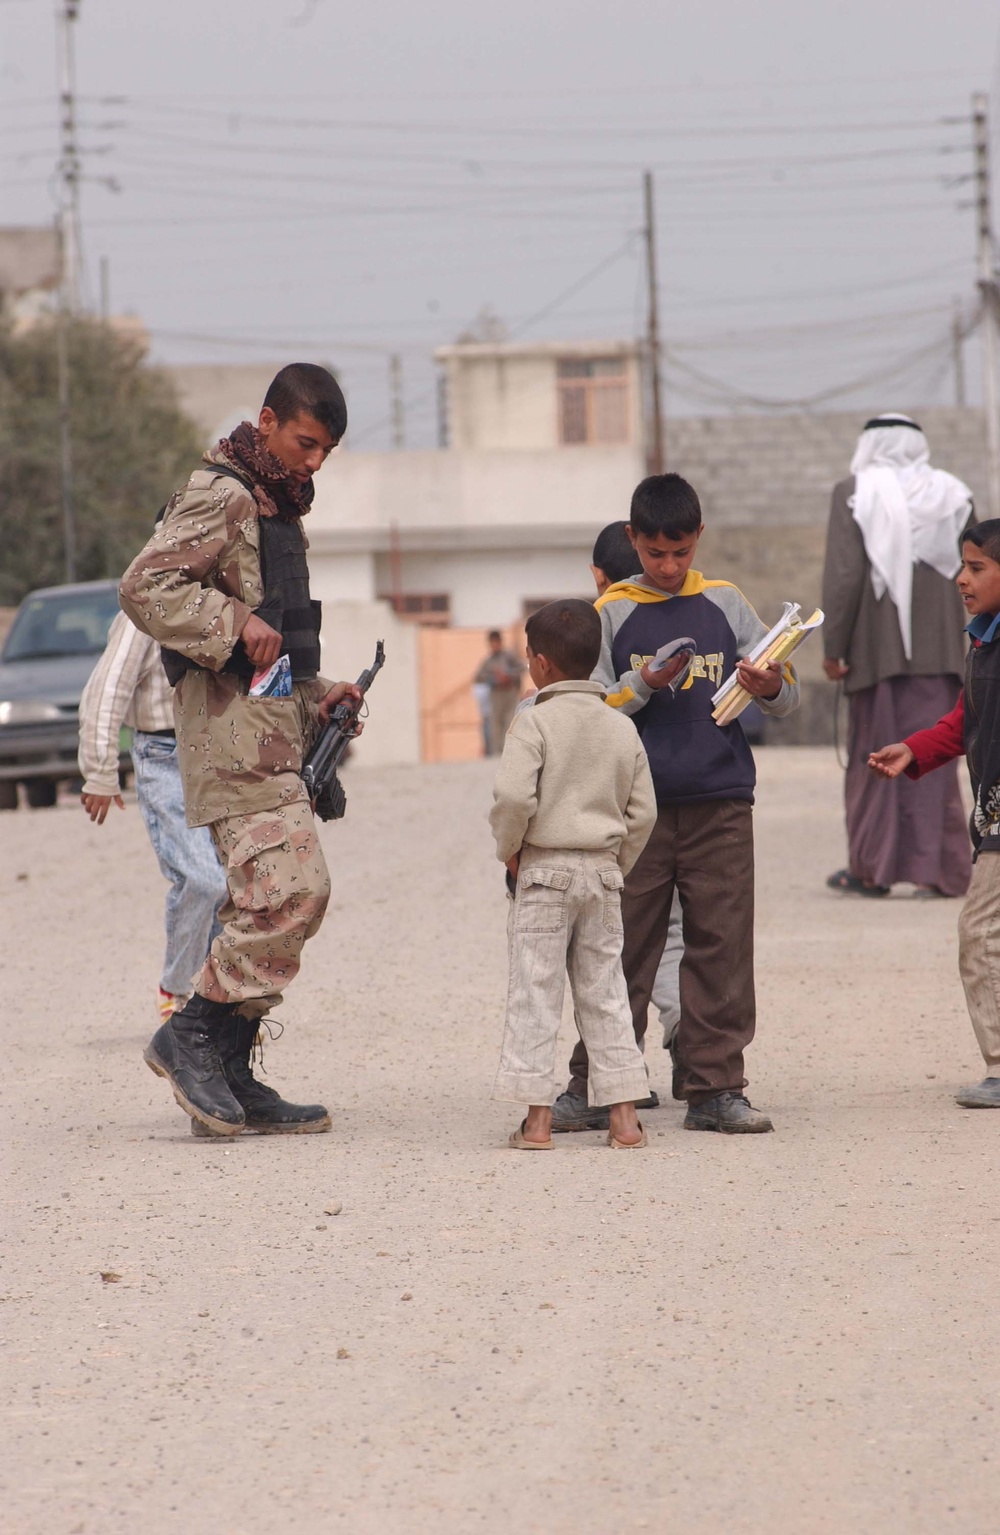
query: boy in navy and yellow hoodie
554 474 800 1134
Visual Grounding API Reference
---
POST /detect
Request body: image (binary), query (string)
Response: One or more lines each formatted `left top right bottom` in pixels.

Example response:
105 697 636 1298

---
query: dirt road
3 748 997 1534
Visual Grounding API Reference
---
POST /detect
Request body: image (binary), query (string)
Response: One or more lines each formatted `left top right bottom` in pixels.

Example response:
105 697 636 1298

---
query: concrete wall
308 442 644 628
312 442 645 534
372 548 594 628
668 407 988 530
447 352 558 451
310 597 421 766
437 339 645 452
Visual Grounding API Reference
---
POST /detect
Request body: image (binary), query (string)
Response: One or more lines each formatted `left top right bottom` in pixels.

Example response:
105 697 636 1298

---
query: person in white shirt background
78 609 227 1023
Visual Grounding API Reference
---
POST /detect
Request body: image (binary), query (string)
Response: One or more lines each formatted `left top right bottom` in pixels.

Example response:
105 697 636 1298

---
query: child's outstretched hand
868 742 914 779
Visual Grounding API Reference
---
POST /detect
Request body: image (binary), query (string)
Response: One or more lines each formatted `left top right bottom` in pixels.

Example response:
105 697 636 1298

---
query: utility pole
389 353 404 449
99 254 110 322
436 367 449 449
952 298 967 408
55 1 82 582
56 1 82 312
973 93 1000 518
643 169 665 475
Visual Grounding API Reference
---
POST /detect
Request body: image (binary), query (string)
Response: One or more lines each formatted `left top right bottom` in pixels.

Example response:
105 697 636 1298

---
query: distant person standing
822 413 973 899
475 629 525 754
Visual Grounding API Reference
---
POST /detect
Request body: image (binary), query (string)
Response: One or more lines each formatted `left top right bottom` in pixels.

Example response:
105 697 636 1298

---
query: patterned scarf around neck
217 420 315 522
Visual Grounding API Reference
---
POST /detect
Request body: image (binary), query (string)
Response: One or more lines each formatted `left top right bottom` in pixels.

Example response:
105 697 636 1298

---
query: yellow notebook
712 604 824 727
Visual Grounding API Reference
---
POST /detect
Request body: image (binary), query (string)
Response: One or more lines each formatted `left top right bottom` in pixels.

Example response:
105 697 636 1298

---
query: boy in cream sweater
489 599 657 1149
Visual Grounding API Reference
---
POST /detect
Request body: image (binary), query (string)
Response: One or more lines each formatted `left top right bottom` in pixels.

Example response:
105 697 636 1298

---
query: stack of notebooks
712 603 824 727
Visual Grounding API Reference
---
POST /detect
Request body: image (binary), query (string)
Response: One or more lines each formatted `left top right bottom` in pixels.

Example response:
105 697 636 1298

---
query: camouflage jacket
119 449 331 827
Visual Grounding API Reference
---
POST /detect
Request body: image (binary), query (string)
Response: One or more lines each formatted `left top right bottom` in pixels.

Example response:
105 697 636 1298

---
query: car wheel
24 779 58 809
0 781 18 811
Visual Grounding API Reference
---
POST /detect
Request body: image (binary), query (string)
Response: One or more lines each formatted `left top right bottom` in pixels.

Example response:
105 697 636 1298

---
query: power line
665 330 957 412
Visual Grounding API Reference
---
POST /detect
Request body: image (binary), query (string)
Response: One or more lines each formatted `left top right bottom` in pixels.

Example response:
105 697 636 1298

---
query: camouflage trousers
193 800 331 1009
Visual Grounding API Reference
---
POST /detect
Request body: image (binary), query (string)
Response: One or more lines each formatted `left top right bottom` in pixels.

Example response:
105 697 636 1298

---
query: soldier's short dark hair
263 363 348 441
525 599 601 679
592 521 639 586
629 473 702 540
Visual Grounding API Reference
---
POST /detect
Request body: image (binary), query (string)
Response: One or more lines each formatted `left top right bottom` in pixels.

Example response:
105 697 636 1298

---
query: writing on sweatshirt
593 570 800 805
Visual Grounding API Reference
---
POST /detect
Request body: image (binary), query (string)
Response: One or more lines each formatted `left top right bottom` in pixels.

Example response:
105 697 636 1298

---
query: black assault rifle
301 640 385 821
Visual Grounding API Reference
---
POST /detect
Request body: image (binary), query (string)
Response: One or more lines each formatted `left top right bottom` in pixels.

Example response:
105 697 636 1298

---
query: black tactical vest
161 467 321 687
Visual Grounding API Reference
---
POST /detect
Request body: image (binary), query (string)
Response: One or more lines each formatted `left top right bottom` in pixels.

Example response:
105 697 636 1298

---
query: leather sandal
508 1119 554 1150
826 868 890 897
607 1122 647 1149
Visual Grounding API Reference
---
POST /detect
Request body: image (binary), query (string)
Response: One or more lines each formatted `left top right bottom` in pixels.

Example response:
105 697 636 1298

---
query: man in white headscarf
822 413 973 898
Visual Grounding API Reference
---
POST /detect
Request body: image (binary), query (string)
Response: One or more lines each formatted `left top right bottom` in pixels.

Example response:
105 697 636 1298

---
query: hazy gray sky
3 0 1000 447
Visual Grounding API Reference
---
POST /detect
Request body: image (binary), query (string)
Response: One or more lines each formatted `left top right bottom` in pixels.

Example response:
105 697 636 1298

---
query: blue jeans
131 731 227 997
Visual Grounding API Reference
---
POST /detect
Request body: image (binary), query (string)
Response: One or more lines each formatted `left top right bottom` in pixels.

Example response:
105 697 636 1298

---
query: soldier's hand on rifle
242 614 283 669
318 682 364 728
81 791 124 825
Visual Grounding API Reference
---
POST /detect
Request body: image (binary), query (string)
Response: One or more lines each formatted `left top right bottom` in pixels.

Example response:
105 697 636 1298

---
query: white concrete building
307 338 648 630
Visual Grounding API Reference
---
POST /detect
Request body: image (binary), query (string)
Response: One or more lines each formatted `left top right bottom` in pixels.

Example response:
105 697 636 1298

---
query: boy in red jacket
870 519 1000 1107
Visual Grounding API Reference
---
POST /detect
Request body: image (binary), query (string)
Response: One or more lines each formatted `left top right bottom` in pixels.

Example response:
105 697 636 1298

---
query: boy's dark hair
629 473 702 540
525 599 601 679
963 519 1000 564
592 521 639 586
263 363 348 441
487 629 502 643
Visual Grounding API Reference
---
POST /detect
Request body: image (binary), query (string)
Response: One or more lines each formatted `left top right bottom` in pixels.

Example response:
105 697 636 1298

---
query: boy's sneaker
551 1088 659 1133
684 1091 773 1134
955 1077 1000 1108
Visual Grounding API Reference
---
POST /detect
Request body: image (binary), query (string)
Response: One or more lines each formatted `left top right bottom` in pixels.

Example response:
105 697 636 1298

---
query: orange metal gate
418 625 526 763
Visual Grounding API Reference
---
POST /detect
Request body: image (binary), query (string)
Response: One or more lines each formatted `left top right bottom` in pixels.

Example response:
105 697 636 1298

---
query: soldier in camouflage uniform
120 363 361 1138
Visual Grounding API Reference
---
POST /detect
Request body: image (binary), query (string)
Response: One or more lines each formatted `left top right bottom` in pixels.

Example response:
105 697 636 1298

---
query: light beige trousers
958 851 1000 1074
493 845 649 1108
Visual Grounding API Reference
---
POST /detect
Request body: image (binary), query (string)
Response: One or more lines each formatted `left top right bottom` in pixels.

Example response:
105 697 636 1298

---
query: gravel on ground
2 747 996 1535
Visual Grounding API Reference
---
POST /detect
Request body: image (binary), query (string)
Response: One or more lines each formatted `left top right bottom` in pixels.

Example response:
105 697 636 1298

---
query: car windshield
3 587 121 662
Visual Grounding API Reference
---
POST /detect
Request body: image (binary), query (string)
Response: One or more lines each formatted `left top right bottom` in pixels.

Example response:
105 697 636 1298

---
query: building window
380 592 452 627
557 357 629 445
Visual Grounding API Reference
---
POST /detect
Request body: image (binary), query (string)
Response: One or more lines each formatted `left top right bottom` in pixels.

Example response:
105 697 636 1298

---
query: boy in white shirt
78 611 227 1023
489 599 657 1149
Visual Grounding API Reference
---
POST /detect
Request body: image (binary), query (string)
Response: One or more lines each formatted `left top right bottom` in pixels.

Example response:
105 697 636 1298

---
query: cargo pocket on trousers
599 866 625 933
516 866 571 933
225 820 307 915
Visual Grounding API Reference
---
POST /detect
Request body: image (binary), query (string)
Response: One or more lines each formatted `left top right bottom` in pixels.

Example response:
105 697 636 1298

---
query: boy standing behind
490 599 656 1149
557 474 800 1134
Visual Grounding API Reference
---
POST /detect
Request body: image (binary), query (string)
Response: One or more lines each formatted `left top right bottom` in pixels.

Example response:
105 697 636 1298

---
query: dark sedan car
0 580 125 809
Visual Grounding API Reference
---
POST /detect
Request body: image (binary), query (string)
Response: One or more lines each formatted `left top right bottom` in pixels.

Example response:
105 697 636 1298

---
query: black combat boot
144 994 245 1135
191 1012 331 1136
